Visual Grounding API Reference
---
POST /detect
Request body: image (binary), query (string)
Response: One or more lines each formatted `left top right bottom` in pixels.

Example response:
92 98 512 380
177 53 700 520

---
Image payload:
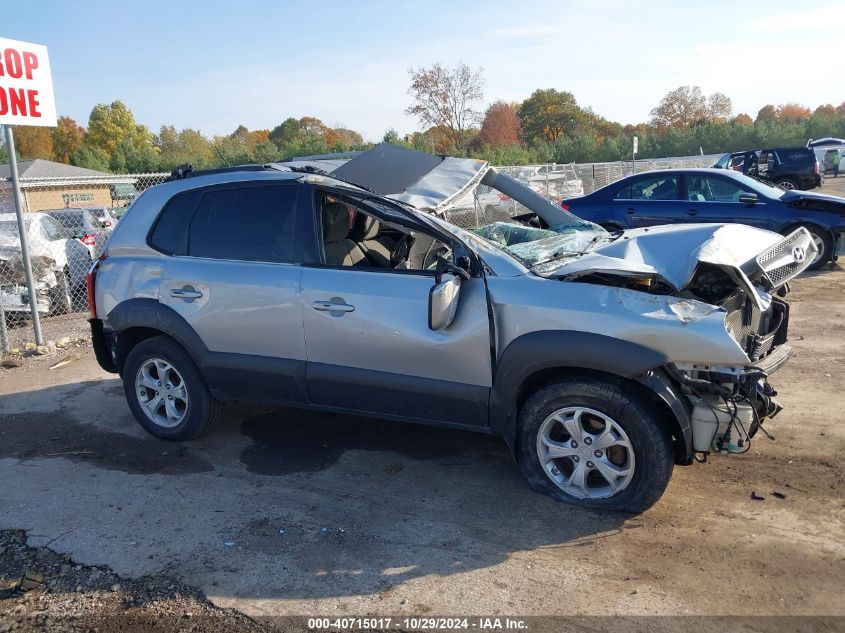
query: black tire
48 268 72 315
775 178 797 190
516 377 673 513
794 224 832 271
122 335 222 441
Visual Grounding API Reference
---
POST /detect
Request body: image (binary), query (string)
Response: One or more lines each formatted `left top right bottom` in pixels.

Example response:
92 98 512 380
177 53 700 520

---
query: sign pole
4 126 44 345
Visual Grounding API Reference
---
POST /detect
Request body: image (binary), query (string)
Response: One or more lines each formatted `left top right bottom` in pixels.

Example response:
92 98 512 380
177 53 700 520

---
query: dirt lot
1 191 844 631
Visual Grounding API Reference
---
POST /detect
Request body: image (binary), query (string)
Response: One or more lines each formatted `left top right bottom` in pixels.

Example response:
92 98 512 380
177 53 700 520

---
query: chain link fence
0 173 168 354
441 155 719 230
0 154 720 354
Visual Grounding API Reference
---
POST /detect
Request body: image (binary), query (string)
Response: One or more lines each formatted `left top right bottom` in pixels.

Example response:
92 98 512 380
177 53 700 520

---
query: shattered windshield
473 221 609 268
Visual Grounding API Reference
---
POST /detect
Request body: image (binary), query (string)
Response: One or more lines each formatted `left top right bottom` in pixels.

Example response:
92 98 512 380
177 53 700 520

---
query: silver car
88 145 816 513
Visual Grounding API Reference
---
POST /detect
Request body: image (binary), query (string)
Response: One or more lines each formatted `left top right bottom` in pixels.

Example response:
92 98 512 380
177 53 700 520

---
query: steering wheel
390 233 415 267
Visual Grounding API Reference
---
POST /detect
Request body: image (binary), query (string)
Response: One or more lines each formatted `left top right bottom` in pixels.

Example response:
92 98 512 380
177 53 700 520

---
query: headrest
350 213 380 241
323 202 350 242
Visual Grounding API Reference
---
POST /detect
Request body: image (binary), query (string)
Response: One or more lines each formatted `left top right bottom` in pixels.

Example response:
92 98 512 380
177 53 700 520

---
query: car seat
322 201 371 267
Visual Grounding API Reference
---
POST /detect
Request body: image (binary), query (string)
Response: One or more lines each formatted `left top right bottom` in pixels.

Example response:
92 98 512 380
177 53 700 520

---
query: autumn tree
327 127 364 149
51 116 85 163
649 86 706 127
11 126 54 160
776 103 811 124
406 62 484 154
518 89 584 142
479 101 521 147
706 92 732 122
731 113 753 125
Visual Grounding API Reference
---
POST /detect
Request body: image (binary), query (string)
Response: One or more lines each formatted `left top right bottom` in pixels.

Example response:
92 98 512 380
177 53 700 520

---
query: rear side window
778 149 813 163
149 190 201 255
615 175 679 201
188 185 298 263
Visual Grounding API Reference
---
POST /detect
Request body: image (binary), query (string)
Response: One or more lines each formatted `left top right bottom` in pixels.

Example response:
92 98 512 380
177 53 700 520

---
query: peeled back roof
330 143 488 211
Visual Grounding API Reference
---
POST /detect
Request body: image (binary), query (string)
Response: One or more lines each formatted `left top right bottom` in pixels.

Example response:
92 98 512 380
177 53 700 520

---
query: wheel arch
107 298 209 373
490 331 692 464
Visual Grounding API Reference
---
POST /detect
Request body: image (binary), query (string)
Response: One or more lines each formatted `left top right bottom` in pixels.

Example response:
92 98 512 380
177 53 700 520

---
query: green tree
518 89 584 143
87 101 151 156
70 145 110 172
756 105 777 125
269 117 302 148
383 128 402 144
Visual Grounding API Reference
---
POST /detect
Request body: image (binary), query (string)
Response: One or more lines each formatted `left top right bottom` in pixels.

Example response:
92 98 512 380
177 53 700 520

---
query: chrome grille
755 228 815 288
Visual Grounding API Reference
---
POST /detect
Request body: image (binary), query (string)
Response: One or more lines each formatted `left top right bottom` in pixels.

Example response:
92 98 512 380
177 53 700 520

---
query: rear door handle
687 209 697 216
313 300 355 313
625 208 636 214
170 287 203 299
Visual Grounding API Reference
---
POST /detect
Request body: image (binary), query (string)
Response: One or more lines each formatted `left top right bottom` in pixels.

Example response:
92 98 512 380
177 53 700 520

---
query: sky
3 0 845 141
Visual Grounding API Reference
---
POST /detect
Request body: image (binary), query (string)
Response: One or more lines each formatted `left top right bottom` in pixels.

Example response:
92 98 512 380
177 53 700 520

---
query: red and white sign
0 37 57 127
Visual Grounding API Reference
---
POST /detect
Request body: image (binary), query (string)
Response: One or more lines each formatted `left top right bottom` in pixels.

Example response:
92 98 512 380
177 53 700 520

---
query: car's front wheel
793 224 831 271
122 335 222 440
517 377 673 513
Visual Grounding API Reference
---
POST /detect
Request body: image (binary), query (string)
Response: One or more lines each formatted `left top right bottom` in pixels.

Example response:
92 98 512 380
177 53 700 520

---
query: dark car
562 168 844 270
714 147 821 190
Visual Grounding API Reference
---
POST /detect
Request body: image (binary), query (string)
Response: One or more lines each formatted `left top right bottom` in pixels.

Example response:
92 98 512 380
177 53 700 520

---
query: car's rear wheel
793 224 831 271
775 178 797 190
122 335 222 440
517 377 673 513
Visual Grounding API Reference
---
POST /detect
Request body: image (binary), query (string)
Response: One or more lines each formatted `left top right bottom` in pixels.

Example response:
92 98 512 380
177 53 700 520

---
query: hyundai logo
792 246 806 264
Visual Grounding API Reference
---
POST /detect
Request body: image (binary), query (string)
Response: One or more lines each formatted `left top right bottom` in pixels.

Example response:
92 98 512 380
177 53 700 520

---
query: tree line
3 63 845 173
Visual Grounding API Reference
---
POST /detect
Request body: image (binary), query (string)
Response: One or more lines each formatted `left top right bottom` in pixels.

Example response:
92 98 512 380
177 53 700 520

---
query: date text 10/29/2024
308 617 528 631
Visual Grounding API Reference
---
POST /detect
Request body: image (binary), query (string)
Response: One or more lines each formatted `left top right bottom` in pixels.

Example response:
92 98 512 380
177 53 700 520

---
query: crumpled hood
545 223 785 290
781 189 845 212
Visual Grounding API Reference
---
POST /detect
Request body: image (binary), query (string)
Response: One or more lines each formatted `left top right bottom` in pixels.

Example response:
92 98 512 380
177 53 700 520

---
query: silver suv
88 145 816 512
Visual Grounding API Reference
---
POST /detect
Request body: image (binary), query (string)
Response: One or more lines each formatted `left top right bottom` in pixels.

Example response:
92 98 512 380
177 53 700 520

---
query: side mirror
428 263 469 331
738 193 758 205
429 274 461 331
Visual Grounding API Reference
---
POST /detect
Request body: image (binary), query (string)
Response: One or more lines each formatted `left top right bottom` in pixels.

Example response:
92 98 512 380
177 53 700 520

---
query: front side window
687 176 752 202
615 175 679 201
319 193 451 272
188 185 298 263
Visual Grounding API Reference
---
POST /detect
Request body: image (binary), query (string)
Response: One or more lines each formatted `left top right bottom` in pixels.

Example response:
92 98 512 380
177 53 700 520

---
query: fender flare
490 330 692 461
107 298 210 370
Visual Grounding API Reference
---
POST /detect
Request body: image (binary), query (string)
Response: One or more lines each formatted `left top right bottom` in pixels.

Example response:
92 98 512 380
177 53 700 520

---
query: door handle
170 287 203 299
687 209 697 216
625 208 636 214
313 300 355 313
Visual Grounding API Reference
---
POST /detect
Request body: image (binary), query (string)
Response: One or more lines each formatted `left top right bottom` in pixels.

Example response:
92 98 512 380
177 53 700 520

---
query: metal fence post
0 296 8 355
3 126 44 346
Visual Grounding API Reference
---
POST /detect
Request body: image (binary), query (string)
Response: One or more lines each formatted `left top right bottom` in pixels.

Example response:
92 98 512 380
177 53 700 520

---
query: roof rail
166 163 278 181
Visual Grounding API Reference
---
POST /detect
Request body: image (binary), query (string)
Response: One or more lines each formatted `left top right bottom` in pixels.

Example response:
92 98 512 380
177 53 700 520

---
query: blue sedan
562 168 845 270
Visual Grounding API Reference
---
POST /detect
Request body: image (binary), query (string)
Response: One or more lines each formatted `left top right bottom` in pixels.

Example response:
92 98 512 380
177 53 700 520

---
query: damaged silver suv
88 145 816 512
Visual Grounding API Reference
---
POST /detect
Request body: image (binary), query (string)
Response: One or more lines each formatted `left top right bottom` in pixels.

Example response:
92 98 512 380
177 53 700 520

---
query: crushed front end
667 228 816 457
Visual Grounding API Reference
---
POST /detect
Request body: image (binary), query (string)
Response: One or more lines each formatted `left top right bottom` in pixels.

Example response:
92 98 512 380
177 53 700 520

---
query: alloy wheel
536 406 636 499
135 358 189 428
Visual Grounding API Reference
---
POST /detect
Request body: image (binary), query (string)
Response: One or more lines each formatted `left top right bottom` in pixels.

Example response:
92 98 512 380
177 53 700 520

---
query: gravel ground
0 530 272 632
